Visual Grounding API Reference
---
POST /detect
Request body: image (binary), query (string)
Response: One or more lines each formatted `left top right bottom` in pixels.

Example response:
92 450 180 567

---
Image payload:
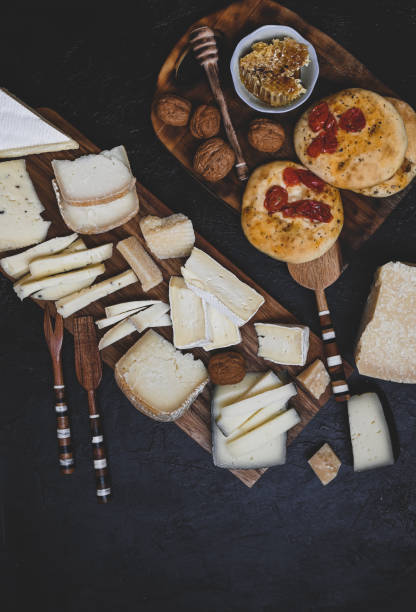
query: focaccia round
385 97 416 164
294 88 407 190
241 161 343 264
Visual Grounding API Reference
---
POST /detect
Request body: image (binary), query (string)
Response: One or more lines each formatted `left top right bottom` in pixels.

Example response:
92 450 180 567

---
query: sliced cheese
14 263 106 300
105 300 160 317
218 381 297 436
99 318 137 350
130 302 170 333
296 359 330 399
117 236 162 292
95 307 144 329
139 213 195 259
169 276 210 349
115 329 209 421
155 313 172 327
29 243 113 278
181 247 264 326
255 322 309 366
55 269 138 318
226 408 300 457
32 276 97 301
203 303 241 351
212 373 287 469
0 88 78 157
348 393 394 472
0 233 78 279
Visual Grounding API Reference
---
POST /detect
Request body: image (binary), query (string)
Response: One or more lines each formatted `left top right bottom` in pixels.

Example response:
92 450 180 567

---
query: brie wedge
203 303 241 351
255 322 309 366
169 276 210 349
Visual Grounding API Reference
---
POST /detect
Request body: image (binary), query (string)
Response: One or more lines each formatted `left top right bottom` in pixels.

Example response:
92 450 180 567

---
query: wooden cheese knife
73 315 111 503
288 242 350 402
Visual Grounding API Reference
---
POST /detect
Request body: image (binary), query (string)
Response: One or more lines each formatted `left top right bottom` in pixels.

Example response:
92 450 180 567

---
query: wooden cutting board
2 108 352 487
151 0 413 260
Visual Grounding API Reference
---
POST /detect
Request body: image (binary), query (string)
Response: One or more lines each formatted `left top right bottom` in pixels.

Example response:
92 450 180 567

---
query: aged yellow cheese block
308 443 341 485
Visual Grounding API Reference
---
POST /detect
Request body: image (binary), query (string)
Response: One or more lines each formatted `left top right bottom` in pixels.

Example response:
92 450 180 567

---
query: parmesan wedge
130 302 170 333
104 300 160 318
95 308 144 330
29 243 113 278
117 236 162 292
139 214 195 259
14 263 106 300
0 233 78 279
99 318 136 350
55 269 138 318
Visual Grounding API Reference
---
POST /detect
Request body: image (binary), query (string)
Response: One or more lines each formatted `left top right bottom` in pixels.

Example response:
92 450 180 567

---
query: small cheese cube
308 443 341 485
296 359 330 399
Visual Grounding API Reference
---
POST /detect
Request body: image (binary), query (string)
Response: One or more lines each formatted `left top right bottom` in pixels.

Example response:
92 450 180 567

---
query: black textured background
1 2 416 611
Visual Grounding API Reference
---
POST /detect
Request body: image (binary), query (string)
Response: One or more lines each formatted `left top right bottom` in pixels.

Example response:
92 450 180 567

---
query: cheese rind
255 322 309 366
182 247 264 326
169 276 210 349
115 329 209 421
98 318 136 350
203 303 241 351
55 269 138 318
140 214 195 259
130 302 170 333
308 443 341 485
14 263 106 300
117 236 162 292
29 243 113 278
296 359 330 399
348 393 394 472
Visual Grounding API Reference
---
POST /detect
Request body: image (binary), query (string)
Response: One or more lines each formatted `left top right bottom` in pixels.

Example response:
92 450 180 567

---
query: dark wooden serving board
2 108 352 487
151 0 413 260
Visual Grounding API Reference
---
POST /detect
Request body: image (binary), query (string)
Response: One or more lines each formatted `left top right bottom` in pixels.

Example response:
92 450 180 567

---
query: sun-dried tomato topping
264 185 288 214
308 101 330 132
339 107 366 132
281 199 333 223
321 128 338 153
283 167 301 186
324 111 337 133
307 133 325 157
296 169 326 193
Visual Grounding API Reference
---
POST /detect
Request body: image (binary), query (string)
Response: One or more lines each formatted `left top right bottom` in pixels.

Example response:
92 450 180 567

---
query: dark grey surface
1 2 416 611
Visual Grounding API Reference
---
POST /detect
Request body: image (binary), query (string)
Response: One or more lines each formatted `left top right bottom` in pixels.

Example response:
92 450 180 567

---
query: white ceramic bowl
230 25 319 113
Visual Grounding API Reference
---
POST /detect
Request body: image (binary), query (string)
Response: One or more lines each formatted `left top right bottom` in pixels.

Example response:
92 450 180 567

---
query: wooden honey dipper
189 25 249 182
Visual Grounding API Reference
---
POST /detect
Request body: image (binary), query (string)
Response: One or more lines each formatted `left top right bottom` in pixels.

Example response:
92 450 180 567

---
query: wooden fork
43 305 75 474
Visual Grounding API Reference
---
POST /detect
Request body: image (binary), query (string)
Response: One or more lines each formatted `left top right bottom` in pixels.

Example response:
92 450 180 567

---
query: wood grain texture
151 0 412 260
2 108 353 488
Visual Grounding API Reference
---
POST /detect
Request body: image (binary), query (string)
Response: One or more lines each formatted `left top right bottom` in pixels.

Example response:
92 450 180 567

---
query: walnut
193 137 235 182
248 118 285 153
208 351 246 385
155 94 191 126
190 105 221 139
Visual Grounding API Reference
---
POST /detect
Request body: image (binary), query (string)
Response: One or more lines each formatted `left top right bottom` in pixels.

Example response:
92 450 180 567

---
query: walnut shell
155 94 191 126
248 118 285 153
193 137 235 182
190 105 221 139
208 351 246 385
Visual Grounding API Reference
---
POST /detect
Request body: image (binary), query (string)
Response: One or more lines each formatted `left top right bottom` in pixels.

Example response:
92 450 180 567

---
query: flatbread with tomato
294 89 407 190
241 161 343 264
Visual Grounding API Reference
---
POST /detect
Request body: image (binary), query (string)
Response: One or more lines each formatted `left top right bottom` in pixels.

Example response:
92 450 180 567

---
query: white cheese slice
212 373 287 469
105 300 160 317
139 213 195 259
0 89 78 157
217 381 297 436
129 302 170 333
255 322 309 366
348 393 394 472
155 313 172 327
29 242 113 278
0 233 78 279
181 247 264 326
95 307 144 329
99 318 136 350
203 303 241 351
169 276 210 349
0 159 45 210
32 275 97 301
14 263 106 300
226 408 300 457
55 269 138 318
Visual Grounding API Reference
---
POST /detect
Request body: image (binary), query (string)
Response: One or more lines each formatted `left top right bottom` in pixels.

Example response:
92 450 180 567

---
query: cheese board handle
87 389 111 503
315 289 350 403
189 26 249 182
53 379 75 475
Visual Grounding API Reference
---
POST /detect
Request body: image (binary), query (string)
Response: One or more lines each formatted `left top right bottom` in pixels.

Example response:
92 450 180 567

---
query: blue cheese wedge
181 247 264 326
255 322 309 366
348 393 394 472
169 276 210 349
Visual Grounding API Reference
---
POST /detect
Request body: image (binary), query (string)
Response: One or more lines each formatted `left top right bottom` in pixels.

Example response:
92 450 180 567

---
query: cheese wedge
255 322 309 366
0 233 78 279
140 213 195 259
169 276 210 349
226 408 300 457
212 373 287 469
14 263 106 300
29 243 113 278
55 269 138 318
117 236 162 292
217 381 297 436
105 300 160 317
130 302 170 333
99 318 136 350
95 308 144 330
348 393 394 472
203 303 241 351
32 275 98 301
0 88 78 157
181 248 264 326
